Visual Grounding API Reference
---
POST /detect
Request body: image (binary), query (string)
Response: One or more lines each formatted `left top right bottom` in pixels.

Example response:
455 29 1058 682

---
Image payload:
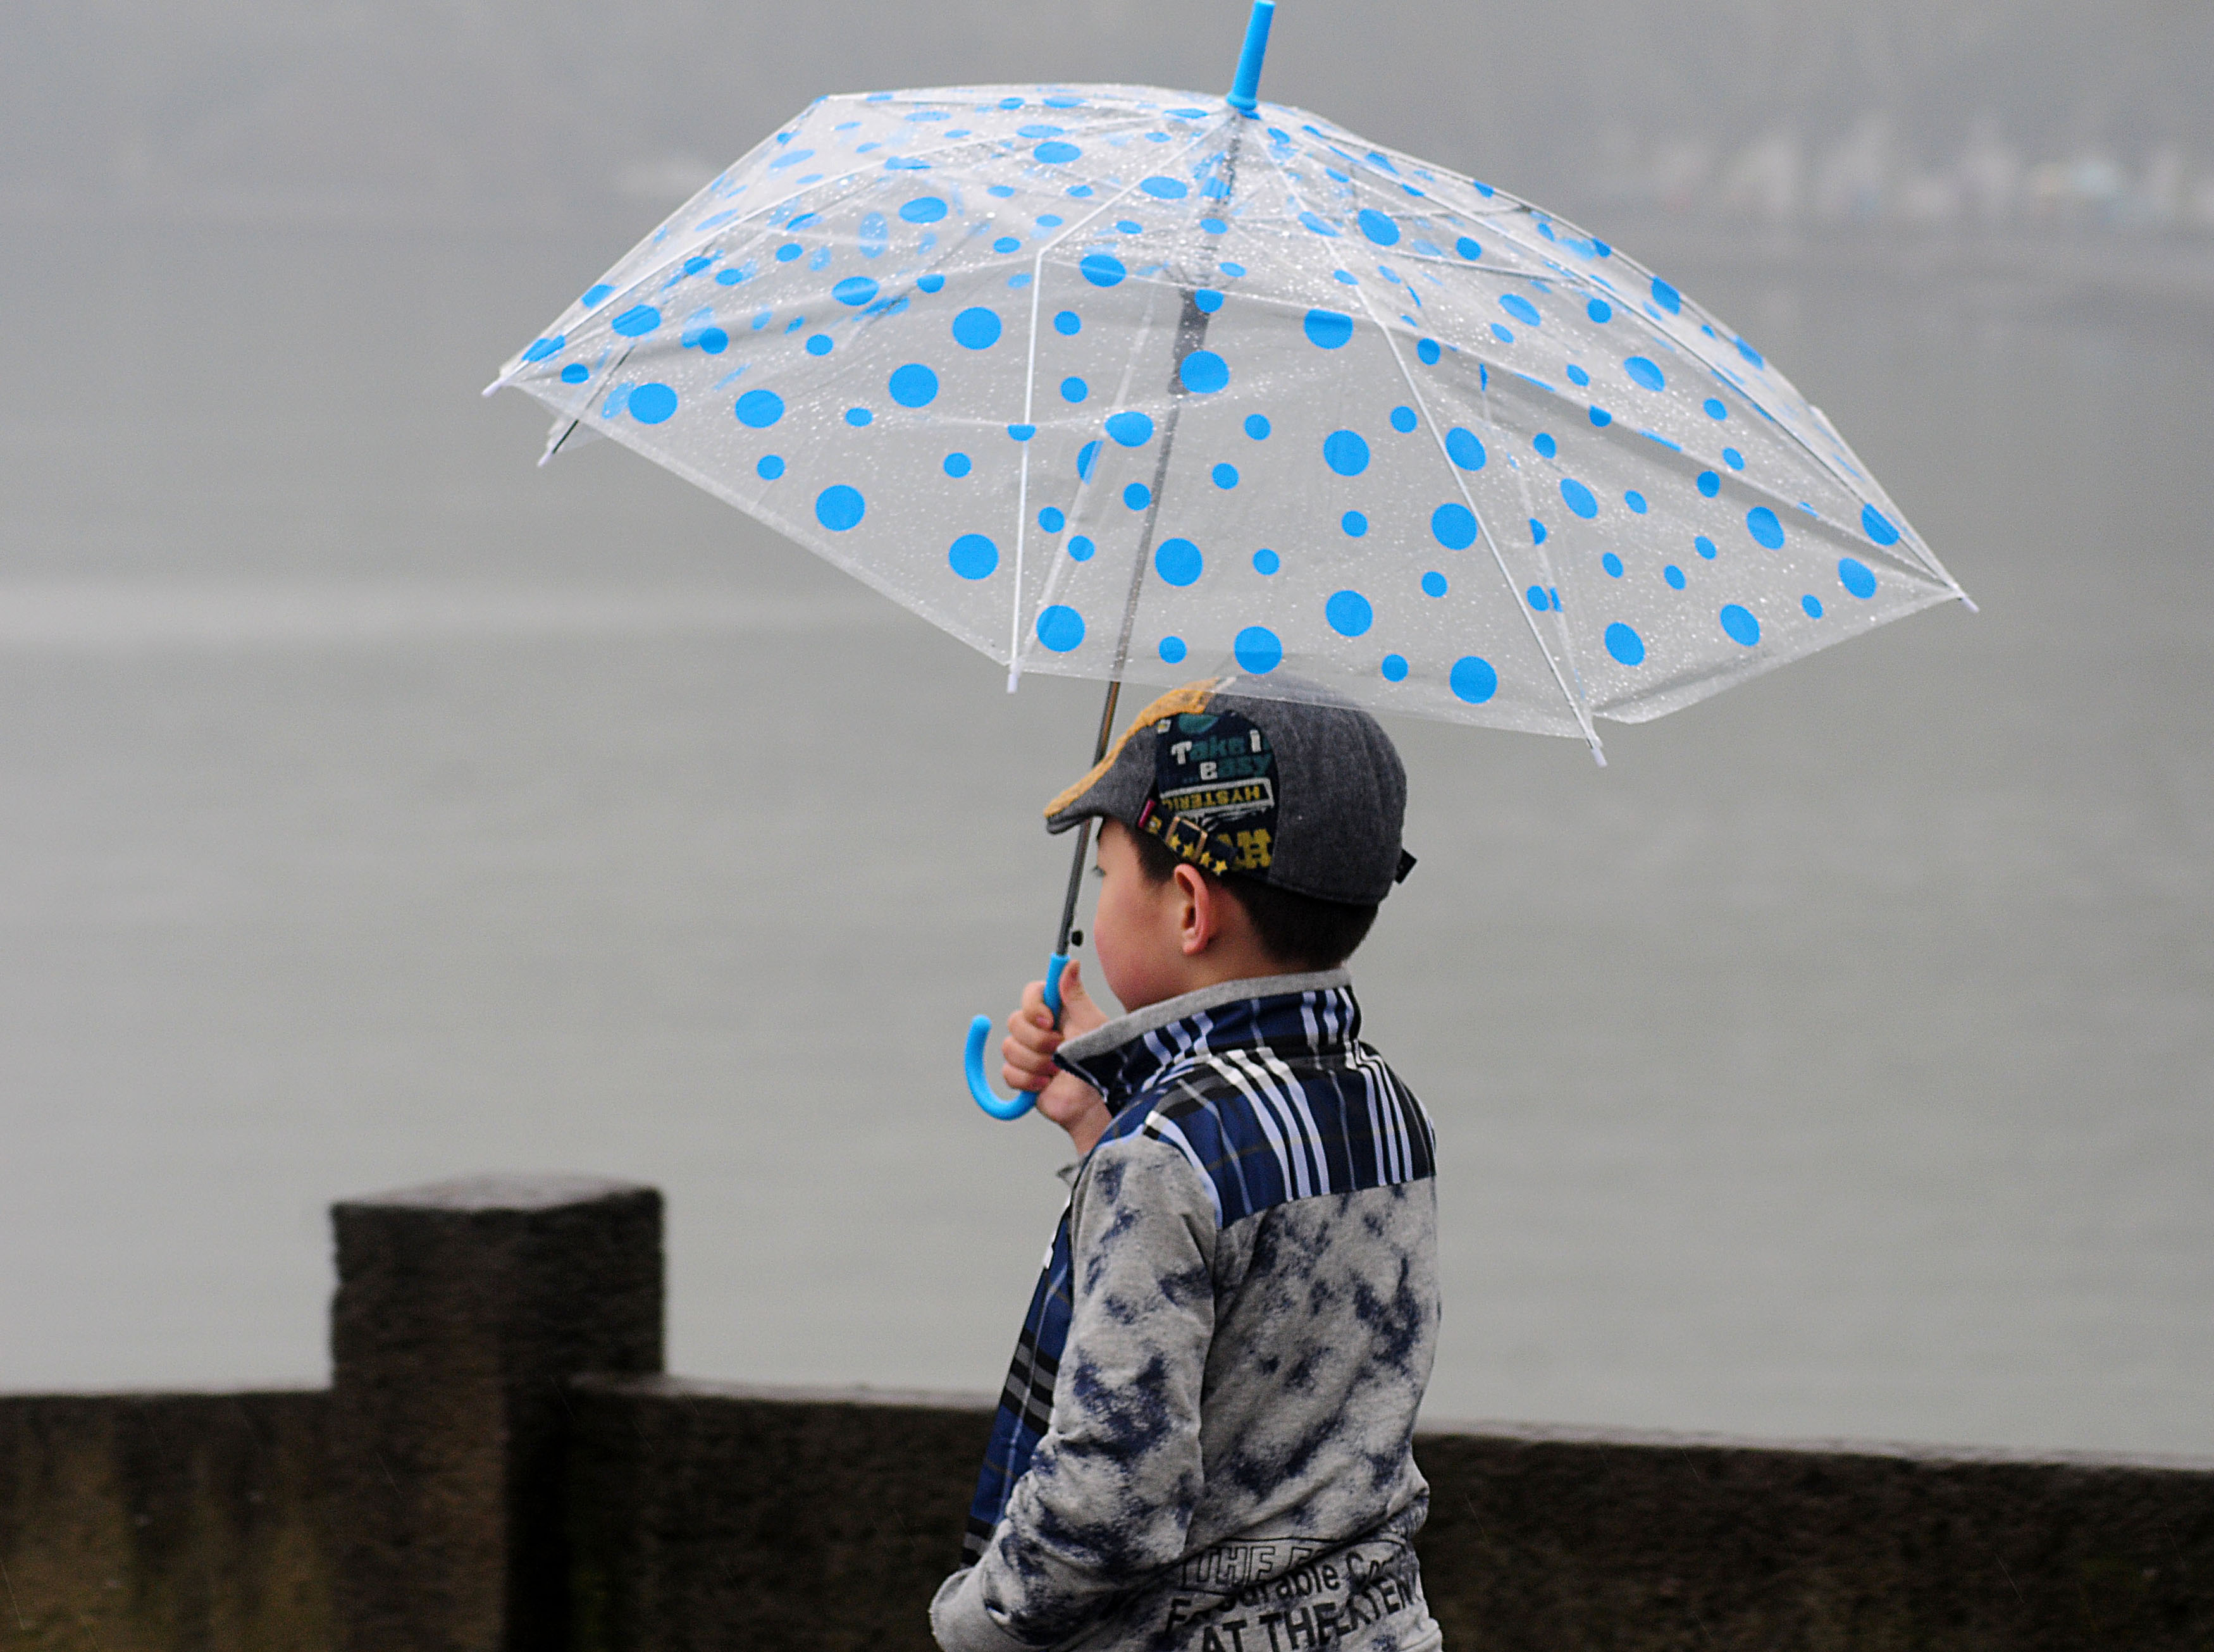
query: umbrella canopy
488 76 1969 759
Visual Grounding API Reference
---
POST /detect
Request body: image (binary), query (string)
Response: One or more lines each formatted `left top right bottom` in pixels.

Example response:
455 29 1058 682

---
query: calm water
1 214 2208 1457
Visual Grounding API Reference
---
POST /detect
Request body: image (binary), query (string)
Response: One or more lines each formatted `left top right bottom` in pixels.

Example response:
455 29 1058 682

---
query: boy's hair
1126 824 1378 971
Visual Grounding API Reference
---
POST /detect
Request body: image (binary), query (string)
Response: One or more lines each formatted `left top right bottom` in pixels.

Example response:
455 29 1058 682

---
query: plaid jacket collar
1054 968 1356 1108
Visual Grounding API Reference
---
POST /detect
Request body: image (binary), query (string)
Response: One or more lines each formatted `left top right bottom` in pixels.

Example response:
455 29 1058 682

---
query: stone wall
0 1176 2207 1651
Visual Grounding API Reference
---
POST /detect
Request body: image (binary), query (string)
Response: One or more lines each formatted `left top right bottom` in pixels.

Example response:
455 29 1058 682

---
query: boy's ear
1172 861 1215 956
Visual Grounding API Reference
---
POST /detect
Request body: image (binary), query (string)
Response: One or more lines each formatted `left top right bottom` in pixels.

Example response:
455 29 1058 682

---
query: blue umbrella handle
965 952 1070 1120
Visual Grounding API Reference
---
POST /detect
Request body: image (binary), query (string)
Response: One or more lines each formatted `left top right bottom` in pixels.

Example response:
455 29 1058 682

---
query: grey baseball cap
1043 676 1414 906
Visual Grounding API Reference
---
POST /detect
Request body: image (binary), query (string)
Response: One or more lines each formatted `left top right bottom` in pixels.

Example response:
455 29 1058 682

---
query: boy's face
1090 818 1189 1014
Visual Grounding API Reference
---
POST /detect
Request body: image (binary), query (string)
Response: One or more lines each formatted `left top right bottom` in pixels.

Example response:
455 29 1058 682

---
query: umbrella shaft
1051 675 1125 958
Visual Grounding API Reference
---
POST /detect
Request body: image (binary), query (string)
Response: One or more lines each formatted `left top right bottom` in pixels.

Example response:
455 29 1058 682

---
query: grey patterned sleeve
932 1137 1219 1651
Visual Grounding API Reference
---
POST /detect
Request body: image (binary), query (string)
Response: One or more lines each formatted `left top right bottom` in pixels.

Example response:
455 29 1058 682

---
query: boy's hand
1003 961 1112 1154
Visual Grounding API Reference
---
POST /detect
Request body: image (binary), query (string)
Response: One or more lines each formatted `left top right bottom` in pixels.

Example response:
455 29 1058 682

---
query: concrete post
328 1174 662 1651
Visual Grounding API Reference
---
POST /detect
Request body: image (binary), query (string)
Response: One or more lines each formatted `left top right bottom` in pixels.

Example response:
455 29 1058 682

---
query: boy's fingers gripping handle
964 953 1072 1121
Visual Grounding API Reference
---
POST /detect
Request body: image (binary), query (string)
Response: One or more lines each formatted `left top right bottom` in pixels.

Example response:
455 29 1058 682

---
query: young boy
931 677 1443 1652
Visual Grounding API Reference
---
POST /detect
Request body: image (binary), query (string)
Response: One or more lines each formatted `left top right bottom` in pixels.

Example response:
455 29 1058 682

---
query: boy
931 677 1443 1652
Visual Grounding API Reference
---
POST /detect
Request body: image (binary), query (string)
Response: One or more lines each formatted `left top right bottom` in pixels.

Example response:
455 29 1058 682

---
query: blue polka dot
560 363 589 384
1651 277 1682 314
1500 293 1541 326
844 406 872 426
1588 407 1612 428
1530 519 1549 545
1704 397 1728 421
1445 427 1487 471
1624 355 1665 391
944 451 972 478
1034 141 1082 164
1449 656 1499 703
948 534 998 579
1601 552 1623 577
1039 507 1065 533
1154 538 1203 586
1159 636 1187 663
1802 594 1825 617
1076 440 1101 481
1141 175 1188 199
1234 626 1283 674
1358 209 1401 245
815 485 865 532
1625 491 1648 514
1195 289 1224 313
523 335 564 362
1533 433 1557 459
1006 424 1036 442
1697 471 1721 498
1455 237 1482 260
757 454 785 480
1838 557 1877 599
1106 410 1155 448
1390 406 1418 434
1527 585 1550 611
1490 323 1515 345
1245 414 1272 440
1587 299 1612 323
581 283 615 308
917 273 946 293
1695 534 1717 559
993 236 1020 254
1061 376 1089 403
1124 483 1151 510
1861 505 1902 546
1746 507 1784 549
1720 603 1760 646
1036 604 1085 651
1213 463 1239 489
1069 535 1096 562
1081 253 1126 287
776 244 803 262
1723 447 1745 471
1342 511 1369 537
953 307 1001 349
1421 571 1447 598
734 390 784 428
1432 503 1478 550
1299 211 1340 237
1665 564 1686 589
1323 429 1371 476
1418 338 1442 366
1201 218 1228 234
1054 310 1082 335
1604 622 1645 666
1304 309 1354 350
806 334 832 356
1179 350 1229 394
1252 548 1280 575
1561 478 1598 519
689 326 728 354
1382 654 1410 682
612 305 662 336
1326 589 1374 636
888 364 939 407
1737 338 1766 368
833 276 879 307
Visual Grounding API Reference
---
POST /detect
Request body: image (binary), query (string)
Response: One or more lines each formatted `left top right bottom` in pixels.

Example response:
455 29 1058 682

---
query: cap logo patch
1147 709 1278 875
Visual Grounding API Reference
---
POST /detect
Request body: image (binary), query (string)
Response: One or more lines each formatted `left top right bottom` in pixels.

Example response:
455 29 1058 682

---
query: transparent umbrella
487 0 1972 1113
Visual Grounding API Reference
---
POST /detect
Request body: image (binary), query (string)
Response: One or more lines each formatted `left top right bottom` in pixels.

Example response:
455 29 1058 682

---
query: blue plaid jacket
962 970 1437 1566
